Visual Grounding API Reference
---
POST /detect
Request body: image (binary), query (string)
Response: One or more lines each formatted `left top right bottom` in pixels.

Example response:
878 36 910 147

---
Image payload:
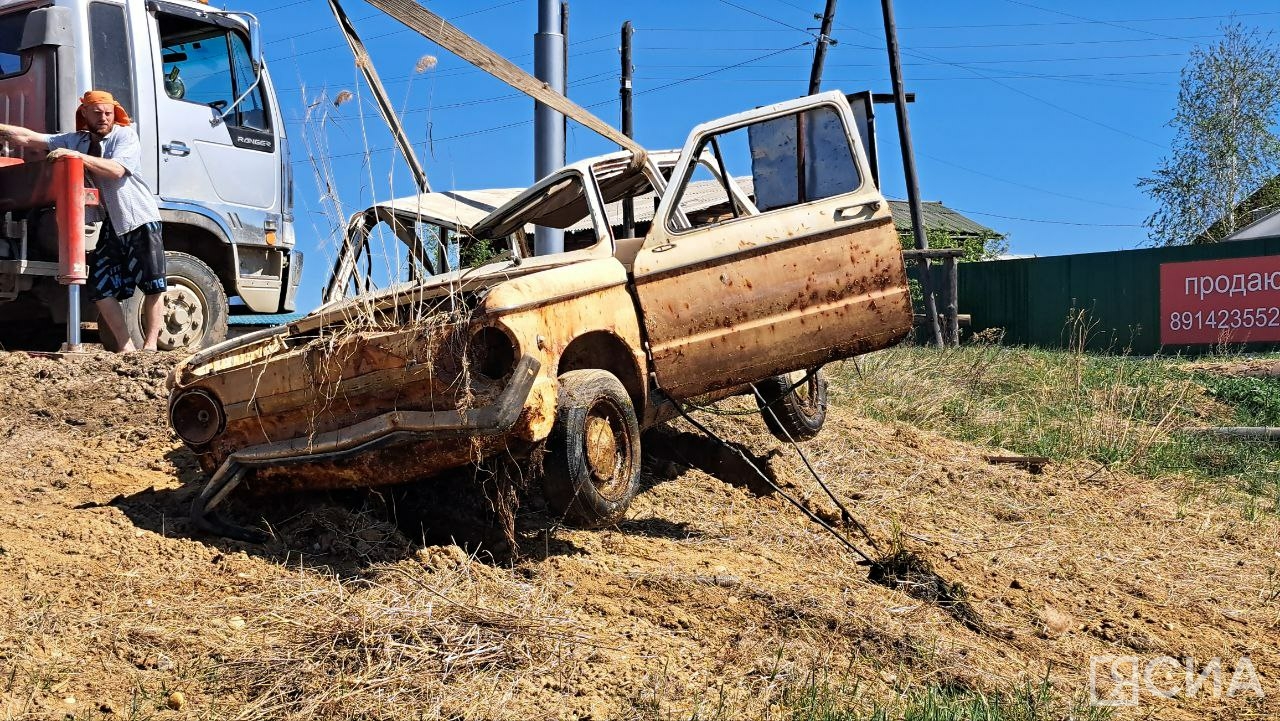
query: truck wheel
543 369 642 528
121 251 229 351
755 368 828 442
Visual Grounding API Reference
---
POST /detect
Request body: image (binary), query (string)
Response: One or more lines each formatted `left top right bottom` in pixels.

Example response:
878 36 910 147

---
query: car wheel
755 368 828 442
543 369 642 528
121 251 229 351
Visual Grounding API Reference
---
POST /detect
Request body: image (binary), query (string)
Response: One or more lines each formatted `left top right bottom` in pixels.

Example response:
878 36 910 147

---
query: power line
950 207 1142 227
798 10 1168 147
716 0 815 36
919 153 1144 211
640 51 1189 68
1000 0 1189 43
290 43 810 165
270 33 618 94
634 71 1176 82
643 10 1280 31
761 0 1280 30
264 1 561 64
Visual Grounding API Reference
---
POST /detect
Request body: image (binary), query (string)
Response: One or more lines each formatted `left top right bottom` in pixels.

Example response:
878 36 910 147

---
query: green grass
862 682 1112 721
774 673 1110 721
832 343 1280 515
1198 374 1280 427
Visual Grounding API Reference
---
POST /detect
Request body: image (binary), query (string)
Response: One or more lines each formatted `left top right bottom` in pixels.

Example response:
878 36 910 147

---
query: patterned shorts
89 221 166 302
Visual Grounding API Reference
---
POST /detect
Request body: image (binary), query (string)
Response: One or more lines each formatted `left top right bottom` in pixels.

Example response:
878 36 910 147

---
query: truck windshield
0 10 31 77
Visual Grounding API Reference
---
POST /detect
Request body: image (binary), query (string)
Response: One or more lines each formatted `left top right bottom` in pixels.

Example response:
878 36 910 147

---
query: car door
149 5 279 220
631 91 913 399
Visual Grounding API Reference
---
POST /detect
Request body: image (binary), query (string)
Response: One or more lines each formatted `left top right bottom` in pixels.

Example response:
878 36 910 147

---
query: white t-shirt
45 125 162 235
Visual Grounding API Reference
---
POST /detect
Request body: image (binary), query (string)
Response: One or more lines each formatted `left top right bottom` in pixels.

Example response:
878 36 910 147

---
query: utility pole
808 0 838 95
534 0 566 255
620 20 635 239
880 0 943 347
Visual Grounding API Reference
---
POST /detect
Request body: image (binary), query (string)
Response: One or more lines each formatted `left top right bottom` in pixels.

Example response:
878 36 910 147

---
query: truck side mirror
211 12 264 127
245 13 263 72
19 6 74 50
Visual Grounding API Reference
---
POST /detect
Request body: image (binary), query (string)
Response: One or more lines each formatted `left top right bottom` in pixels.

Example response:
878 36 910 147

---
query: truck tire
755 368 828 442
119 251 229 351
543 369 642 528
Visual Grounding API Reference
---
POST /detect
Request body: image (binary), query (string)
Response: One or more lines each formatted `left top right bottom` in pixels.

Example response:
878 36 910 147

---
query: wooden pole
808 0 838 95
364 0 648 165
879 0 943 347
945 255 959 346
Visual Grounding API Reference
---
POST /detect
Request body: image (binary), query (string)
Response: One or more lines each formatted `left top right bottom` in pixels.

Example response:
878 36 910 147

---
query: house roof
1225 206 1280 242
1198 176 1280 242
887 200 1000 238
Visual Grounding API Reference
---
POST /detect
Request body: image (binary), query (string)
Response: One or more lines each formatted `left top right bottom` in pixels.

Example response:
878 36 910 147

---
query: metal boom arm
363 0 649 168
328 0 431 192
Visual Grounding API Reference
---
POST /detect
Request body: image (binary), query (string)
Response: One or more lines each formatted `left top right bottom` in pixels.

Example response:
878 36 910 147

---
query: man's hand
0 123 48 151
46 147 78 162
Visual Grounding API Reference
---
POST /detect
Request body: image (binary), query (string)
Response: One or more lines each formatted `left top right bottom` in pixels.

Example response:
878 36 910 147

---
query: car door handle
162 142 191 157
835 200 880 221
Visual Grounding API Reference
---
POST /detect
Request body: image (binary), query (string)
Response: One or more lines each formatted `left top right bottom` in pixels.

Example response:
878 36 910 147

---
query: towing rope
665 388 878 565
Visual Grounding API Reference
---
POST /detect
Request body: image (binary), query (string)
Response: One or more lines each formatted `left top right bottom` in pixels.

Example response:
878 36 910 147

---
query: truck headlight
170 389 226 446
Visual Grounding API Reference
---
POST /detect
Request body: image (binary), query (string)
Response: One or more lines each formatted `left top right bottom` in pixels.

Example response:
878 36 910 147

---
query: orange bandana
75 90 132 131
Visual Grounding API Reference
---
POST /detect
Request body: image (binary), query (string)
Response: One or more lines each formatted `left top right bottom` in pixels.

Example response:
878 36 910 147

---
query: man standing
0 90 165 352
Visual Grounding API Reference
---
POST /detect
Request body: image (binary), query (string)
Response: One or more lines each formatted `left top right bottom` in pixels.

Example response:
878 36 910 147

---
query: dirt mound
1 351 1278 719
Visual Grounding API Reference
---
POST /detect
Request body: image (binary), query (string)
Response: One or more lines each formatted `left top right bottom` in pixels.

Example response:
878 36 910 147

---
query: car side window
666 104 862 232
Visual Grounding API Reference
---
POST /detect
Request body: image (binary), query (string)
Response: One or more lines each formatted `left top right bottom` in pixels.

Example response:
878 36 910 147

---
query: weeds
835 340 1279 514
738 672 1109 721
863 677 1111 721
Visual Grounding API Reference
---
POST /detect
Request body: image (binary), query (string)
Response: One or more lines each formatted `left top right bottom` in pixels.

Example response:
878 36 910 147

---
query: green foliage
1198 374 1280 426
459 236 500 268
1138 23 1280 245
898 228 1009 262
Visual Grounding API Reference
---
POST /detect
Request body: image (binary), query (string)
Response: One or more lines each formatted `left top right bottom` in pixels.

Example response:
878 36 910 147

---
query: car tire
119 251 229 351
755 368 828 442
543 369 642 528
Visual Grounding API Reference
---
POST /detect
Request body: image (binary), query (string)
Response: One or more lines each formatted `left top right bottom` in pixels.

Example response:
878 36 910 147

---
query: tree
1138 23 1280 245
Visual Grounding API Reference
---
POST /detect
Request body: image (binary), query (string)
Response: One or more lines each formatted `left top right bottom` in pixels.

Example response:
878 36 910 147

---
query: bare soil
1 350 1277 720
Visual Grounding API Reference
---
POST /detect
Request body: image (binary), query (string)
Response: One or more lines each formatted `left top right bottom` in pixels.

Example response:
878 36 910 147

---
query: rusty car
167 91 914 541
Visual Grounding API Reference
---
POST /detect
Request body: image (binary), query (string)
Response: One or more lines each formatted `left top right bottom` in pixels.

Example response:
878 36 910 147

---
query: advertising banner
1160 255 1280 345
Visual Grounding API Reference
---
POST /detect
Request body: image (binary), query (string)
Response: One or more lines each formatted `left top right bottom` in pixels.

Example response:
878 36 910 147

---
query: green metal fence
950 236 1280 355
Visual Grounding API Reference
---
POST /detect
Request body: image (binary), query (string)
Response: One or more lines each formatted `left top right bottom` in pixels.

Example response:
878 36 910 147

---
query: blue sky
229 0 1280 308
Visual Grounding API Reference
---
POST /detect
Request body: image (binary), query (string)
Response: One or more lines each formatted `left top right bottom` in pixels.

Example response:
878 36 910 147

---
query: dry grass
833 339 1280 515
5 349 1280 720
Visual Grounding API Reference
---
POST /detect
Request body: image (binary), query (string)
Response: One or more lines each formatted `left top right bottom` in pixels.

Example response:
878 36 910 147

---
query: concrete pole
534 0 566 255
620 20 635 239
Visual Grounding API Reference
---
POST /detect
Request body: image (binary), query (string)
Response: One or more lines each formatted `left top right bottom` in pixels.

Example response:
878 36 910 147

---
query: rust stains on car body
168 90 913 522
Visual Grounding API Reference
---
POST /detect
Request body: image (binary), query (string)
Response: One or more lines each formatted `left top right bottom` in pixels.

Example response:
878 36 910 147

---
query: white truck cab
0 0 301 349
